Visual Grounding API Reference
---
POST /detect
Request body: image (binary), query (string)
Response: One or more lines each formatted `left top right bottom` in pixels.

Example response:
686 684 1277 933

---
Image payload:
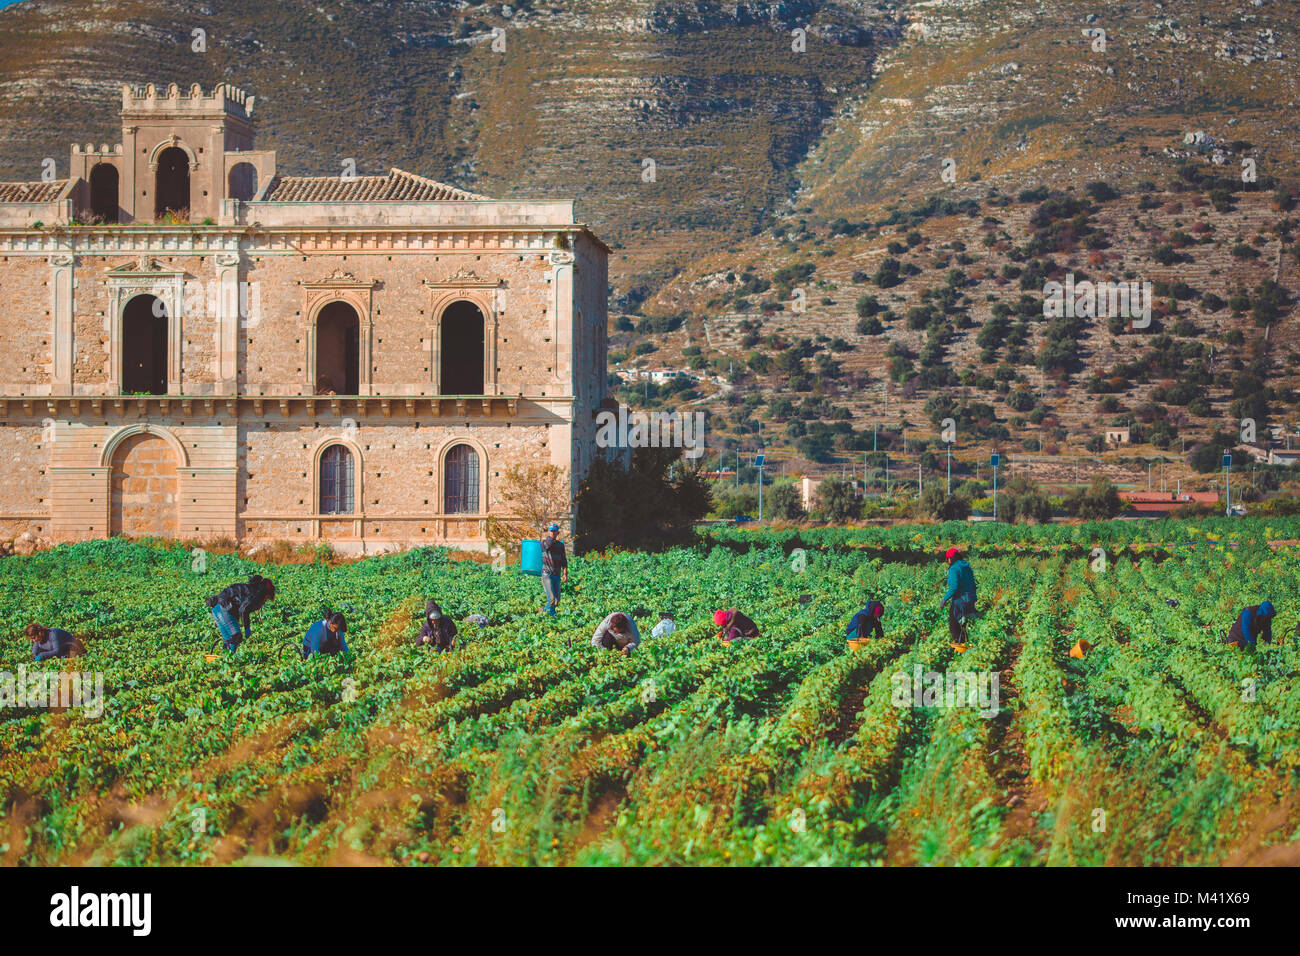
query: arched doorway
440 301 485 394
154 146 190 219
315 301 360 395
228 162 258 202
109 433 179 538
122 294 168 395
90 163 119 223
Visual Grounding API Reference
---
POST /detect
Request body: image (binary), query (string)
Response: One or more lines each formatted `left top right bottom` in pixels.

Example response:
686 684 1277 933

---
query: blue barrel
520 539 543 576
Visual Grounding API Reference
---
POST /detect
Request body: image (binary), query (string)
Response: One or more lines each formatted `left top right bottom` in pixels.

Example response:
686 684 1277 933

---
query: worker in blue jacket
27 623 76 661
303 611 350 658
1224 601 1276 649
845 600 885 648
939 547 977 645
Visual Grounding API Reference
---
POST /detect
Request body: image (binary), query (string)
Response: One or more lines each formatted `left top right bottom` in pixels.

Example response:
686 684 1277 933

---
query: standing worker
1223 600 1276 650
540 522 568 617
939 547 977 651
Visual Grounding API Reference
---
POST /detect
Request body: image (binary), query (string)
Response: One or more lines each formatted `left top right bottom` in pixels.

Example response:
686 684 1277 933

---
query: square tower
69 82 275 224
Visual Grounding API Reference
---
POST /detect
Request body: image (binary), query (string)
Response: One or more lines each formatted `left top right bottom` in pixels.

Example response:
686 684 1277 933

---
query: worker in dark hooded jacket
27 623 76 661
845 600 885 650
205 574 276 652
1224 600 1276 649
417 600 458 652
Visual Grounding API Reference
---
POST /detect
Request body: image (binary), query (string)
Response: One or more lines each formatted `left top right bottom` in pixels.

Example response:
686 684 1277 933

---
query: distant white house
1270 449 1300 467
646 368 695 385
614 367 696 385
1105 428 1130 445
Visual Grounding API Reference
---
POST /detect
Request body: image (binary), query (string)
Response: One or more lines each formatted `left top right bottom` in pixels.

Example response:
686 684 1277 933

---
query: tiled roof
262 167 489 202
0 180 70 203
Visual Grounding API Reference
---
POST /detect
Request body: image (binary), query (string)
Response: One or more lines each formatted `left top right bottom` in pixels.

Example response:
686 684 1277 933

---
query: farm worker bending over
1224 601 1276 649
845 601 884 650
540 522 568 617
939 548 977 644
591 612 640 655
417 600 458 652
303 611 350 658
27 623 75 661
205 574 276 653
650 612 676 639
714 608 761 646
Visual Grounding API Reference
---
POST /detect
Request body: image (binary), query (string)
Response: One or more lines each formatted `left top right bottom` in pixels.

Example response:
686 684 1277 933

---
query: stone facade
0 83 609 553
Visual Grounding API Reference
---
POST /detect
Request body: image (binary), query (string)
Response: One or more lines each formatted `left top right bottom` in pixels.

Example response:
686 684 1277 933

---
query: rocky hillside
625 0 1300 492
0 0 895 288
2 0 1298 493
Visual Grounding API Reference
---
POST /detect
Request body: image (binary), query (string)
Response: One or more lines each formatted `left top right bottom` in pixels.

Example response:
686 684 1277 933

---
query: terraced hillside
3 0 1298 475
3 525 1299 865
0 0 894 281
623 0 1300 477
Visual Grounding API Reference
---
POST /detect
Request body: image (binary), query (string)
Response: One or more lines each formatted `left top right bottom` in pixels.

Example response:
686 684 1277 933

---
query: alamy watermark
147 279 265 326
594 404 705 459
891 665 1000 717
1 667 105 717
1043 273 1151 328
49 886 150 936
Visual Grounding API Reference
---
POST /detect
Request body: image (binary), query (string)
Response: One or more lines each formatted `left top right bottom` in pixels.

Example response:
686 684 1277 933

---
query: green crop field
2 519 1299 866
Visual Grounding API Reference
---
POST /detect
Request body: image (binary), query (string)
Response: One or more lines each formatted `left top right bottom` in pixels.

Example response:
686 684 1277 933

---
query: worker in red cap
713 607 761 646
940 547 977 650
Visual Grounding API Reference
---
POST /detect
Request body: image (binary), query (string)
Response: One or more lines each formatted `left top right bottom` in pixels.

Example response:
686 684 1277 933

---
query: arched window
439 301 485 394
154 146 190 219
320 445 355 515
122 294 168 395
90 163 119 223
228 162 258 202
315 301 360 395
443 444 479 514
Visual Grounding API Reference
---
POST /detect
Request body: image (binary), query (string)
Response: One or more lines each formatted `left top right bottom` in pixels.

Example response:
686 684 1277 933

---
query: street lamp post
1223 452 1232 517
991 452 1000 522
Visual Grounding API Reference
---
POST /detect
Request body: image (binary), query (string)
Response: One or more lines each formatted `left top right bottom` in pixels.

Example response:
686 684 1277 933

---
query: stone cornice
0 395 577 420
0 224 603 255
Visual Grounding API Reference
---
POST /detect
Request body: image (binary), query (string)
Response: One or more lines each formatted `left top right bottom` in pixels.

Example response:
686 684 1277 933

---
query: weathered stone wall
0 420 50 538
108 432 179 537
0 256 54 392
0 230 607 549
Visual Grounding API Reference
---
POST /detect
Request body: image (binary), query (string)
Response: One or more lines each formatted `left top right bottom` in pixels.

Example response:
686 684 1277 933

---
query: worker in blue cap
1223 600 1276 649
539 521 568 617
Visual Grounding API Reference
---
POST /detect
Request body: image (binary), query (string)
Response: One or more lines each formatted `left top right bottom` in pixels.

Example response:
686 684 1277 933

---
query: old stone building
0 82 609 552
